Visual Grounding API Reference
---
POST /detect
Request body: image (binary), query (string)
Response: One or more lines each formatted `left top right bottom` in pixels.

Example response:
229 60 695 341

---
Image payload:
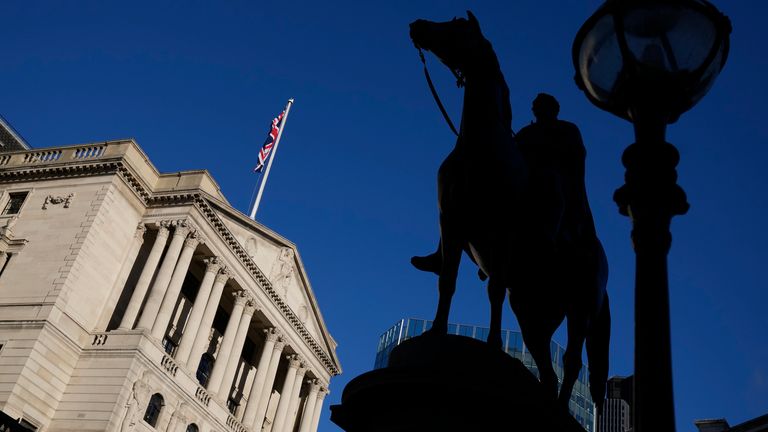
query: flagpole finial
288 98 295 103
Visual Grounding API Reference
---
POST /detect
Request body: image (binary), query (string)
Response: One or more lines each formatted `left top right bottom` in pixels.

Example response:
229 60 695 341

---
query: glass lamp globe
572 0 731 124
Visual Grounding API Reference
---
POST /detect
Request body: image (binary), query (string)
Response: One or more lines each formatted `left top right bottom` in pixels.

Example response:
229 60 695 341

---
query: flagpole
250 98 294 220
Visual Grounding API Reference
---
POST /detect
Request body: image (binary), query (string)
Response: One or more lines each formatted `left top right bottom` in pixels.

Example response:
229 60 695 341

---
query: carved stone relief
120 370 152 432
269 247 295 297
0 215 18 238
42 193 74 209
298 304 309 324
166 402 195 432
245 237 258 259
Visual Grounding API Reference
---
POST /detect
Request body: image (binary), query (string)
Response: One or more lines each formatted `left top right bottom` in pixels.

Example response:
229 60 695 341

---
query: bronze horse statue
409 11 611 412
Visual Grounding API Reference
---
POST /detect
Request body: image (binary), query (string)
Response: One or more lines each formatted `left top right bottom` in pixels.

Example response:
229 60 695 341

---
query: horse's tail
586 292 611 416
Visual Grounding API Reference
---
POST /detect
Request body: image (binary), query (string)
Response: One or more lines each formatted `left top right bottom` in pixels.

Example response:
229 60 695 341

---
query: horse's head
410 11 485 76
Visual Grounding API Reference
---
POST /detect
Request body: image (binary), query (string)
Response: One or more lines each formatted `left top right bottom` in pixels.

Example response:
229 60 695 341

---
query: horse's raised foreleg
429 217 462 335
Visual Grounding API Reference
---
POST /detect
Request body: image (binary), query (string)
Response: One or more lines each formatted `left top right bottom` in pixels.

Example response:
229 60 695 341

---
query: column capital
233 289 251 306
214 266 230 284
134 223 147 239
286 354 304 369
203 256 223 273
155 220 172 236
171 219 192 237
305 378 321 389
184 229 202 248
274 339 287 351
244 298 257 315
264 327 282 343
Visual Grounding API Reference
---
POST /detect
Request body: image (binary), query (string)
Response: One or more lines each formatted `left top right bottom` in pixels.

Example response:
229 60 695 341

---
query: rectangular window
162 338 178 356
226 397 239 414
19 418 39 431
447 323 457 335
458 325 473 337
2 192 29 215
474 327 489 342
405 319 424 339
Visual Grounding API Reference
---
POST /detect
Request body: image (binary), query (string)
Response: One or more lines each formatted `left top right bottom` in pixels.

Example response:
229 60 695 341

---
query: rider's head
532 93 559 123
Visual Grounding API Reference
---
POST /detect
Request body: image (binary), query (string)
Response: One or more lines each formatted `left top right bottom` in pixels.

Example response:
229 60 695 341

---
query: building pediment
205 199 340 366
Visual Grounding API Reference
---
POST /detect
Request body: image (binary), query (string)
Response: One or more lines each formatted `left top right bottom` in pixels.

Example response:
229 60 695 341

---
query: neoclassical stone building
0 132 341 432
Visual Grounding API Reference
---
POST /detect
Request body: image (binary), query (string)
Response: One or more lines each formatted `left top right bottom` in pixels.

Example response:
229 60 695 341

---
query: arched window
196 353 214 386
186 424 199 432
143 393 164 427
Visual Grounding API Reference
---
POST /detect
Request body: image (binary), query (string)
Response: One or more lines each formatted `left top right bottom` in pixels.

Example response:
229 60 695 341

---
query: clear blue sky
2 1 766 430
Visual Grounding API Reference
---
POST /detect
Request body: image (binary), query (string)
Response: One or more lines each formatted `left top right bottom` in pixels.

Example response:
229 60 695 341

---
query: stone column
297 380 321 432
284 367 308 432
119 221 170 330
187 267 230 373
100 223 147 330
308 387 328 432
241 328 281 426
250 338 287 430
150 230 201 340
206 290 248 395
271 355 304 432
175 257 222 365
136 220 191 331
217 297 257 399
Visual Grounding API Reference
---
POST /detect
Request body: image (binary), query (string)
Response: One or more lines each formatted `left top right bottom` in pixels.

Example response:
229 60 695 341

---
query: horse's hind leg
518 311 561 401
429 218 462 334
557 314 588 408
559 312 588 408
486 272 505 349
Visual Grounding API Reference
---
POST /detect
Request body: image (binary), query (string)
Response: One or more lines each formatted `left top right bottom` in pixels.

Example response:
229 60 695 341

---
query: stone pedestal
330 334 585 432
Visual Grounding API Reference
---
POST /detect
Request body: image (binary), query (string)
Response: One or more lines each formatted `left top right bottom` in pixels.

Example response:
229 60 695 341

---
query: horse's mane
475 38 513 132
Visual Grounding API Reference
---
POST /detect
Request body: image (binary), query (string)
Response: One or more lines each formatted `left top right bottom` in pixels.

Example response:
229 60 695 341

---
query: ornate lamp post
571 1 730 431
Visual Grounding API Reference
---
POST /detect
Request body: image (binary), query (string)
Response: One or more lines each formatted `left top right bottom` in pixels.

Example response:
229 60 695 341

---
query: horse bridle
416 45 517 139
417 46 463 137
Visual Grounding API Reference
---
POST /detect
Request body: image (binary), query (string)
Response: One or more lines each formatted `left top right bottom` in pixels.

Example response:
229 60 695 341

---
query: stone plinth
330 334 586 432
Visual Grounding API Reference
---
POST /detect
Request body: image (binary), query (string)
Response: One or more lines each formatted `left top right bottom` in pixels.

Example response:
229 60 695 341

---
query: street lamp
572 1 730 431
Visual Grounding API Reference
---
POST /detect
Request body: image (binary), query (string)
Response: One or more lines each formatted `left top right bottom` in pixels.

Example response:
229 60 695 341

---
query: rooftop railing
0 142 129 169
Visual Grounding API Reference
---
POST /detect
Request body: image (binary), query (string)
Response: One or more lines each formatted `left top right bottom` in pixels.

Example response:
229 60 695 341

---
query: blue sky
2 1 766 430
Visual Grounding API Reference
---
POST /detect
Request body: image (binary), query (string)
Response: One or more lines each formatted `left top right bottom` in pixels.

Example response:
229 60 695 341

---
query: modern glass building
375 318 595 431
599 376 633 432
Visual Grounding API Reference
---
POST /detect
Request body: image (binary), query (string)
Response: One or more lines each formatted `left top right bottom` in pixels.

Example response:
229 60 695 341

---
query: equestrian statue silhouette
409 11 611 413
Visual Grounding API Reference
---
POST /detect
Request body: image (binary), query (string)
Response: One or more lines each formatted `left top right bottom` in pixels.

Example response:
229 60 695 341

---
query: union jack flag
254 110 285 172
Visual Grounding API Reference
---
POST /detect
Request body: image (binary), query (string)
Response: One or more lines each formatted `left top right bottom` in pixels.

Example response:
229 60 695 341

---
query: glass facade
374 318 595 431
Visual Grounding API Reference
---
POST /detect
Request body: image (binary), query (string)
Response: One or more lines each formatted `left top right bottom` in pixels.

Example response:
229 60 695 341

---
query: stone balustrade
195 387 211 407
226 414 247 432
0 145 110 167
161 354 180 377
